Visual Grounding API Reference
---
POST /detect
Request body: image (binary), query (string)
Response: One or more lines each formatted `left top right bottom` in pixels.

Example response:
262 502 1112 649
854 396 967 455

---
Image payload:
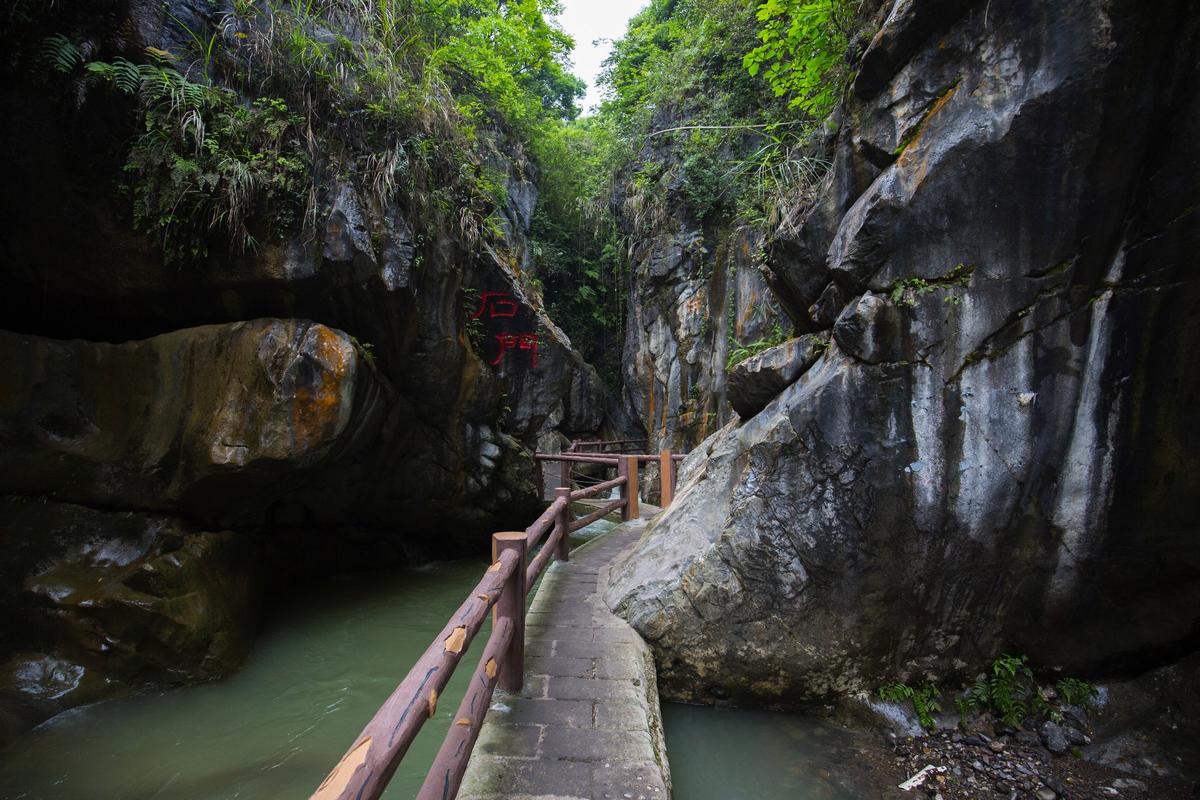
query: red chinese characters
471 290 518 320
471 290 538 368
491 333 539 368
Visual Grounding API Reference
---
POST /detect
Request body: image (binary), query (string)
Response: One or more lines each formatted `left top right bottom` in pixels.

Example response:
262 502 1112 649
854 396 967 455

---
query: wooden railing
311 449 677 800
551 439 684 507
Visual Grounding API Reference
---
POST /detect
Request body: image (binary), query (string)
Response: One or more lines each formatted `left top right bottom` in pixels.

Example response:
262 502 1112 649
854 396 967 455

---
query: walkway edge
458 519 672 800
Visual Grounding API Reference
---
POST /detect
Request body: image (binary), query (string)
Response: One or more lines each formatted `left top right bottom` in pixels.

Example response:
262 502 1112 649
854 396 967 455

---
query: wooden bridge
312 443 684 800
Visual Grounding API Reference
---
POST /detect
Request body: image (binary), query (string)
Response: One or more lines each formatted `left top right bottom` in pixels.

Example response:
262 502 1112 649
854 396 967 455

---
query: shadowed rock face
608 0 1200 707
0 496 263 742
0 320 386 525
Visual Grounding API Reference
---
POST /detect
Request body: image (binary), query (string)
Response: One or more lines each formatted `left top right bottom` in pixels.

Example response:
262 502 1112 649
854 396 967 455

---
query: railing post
492 532 526 692
554 487 571 563
659 448 675 507
619 455 639 521
560 458 572 491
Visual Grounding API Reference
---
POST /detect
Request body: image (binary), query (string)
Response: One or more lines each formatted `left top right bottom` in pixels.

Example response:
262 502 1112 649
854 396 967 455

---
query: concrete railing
311 447 680 800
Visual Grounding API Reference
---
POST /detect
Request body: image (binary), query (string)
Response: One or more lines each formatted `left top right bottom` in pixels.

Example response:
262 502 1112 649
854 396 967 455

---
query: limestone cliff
608 0 1200 707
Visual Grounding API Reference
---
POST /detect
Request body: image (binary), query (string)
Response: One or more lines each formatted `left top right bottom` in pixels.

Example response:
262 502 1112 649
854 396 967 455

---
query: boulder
608 0 1200 706
1039 721 1071 755
0 320 387 525
726 333 829 419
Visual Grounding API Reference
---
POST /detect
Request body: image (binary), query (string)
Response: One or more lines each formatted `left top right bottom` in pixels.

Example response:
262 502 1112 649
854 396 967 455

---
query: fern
42 34 83 74
879 680 942 730
86 58 142 94
1056 677 1098 708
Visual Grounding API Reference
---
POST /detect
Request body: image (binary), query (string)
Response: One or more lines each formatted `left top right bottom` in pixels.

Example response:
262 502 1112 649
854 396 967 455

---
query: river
0 522 873 799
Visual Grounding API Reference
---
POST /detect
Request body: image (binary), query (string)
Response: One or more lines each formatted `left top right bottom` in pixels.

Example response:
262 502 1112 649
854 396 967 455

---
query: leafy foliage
1055 677 1098 708
889 263 974 307
743 0 864 116
956 654 1039 728
879 657 1099 735
35 0 584 265
952 655 1096 728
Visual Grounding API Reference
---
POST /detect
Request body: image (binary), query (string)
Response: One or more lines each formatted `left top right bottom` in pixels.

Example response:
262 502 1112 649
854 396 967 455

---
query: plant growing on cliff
727 323 790 369
743 0 864 117
879 680 943 731
37 0 584 266
889 263 974 307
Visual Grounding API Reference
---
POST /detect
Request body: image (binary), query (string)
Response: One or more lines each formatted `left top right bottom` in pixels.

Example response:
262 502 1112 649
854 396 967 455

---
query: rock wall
608 0 1200 707
620 224 789 453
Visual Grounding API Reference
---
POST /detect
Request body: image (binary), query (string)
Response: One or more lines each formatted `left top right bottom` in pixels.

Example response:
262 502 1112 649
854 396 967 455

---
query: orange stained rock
896 81 962 188
291 325 353 454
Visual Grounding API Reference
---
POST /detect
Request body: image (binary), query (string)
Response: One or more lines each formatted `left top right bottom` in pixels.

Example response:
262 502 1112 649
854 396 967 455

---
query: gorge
1 0 1197 798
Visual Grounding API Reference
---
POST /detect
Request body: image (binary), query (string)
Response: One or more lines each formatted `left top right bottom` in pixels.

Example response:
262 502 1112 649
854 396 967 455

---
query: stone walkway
458 517 671 800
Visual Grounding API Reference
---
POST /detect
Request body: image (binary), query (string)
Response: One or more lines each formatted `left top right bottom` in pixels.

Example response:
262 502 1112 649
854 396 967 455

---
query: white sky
556 0 648 115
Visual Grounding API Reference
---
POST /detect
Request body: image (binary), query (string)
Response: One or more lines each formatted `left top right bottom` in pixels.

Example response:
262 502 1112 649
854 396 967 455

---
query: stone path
458 517 671 800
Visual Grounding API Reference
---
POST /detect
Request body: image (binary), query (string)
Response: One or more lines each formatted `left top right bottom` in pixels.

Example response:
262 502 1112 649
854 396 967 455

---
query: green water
662 703 879 800
0 520 865 800
0 561 491 800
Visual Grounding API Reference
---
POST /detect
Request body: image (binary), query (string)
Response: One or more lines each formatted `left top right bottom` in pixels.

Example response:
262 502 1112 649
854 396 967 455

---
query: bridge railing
549 442 685 507
312 449 679 800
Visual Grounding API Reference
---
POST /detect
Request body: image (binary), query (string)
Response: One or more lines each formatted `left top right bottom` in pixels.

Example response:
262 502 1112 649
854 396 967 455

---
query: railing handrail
570 475 625 501
313 448 681 800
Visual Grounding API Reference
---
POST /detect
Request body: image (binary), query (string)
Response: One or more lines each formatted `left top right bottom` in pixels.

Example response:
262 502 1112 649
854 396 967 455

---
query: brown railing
311 450 677 800
569 438 648 454
547 440 684 507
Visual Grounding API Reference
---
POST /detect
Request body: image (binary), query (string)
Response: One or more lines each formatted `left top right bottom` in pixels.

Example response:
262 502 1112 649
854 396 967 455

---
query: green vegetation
889 263 975 307
879 680 943 730
29 0 873 377
880 655 1098 733
36 0 583 265
1055 676 1099 708
744 0 865 116
956 654 1045 728
727 323 791 369
528 0 870 375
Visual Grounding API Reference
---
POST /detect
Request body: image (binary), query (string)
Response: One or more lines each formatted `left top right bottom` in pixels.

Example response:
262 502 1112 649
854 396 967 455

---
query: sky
556 0 648 115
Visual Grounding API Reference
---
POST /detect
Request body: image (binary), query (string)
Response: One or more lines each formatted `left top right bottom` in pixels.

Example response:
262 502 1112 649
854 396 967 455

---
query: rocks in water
726 333 829 419
608 0 1200 706
0 495 263 743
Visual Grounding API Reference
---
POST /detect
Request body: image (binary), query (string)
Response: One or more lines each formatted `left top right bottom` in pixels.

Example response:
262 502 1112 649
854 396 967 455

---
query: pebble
1111 777 1148 794
1035 788 1057 800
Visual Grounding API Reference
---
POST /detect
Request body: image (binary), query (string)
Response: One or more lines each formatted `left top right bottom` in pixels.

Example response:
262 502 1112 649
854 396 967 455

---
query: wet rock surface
0 495 263 741
0 320 386 525
609 0 1200 707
